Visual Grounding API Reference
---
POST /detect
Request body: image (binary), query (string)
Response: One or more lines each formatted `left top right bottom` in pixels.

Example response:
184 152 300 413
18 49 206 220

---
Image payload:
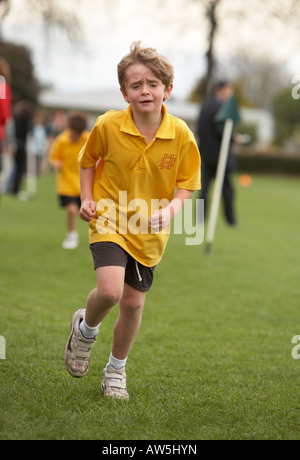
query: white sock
79 318 100 339
107 353 127 370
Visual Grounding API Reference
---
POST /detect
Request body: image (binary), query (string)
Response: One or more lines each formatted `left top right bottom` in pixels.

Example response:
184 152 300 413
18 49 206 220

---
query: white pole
18 134 37 201
27 134 37 197
205 118 233 252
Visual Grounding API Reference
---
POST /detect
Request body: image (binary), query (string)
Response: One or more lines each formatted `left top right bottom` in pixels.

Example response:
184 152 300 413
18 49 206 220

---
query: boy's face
69 129 81 143
121 63 173 117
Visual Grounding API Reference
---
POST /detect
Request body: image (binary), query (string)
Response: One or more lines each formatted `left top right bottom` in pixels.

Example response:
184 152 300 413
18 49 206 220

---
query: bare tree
0 0 82 42
0 0 10 36
190 0 300 102
201 0 222 99
0 0 84 101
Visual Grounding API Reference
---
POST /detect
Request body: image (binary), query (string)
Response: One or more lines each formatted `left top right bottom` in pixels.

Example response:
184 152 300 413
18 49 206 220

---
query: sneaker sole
64 309 89 378
101 382 129 401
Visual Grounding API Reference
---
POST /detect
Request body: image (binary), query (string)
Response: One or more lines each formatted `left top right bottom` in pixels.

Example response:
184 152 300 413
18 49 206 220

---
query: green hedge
234 146 300 175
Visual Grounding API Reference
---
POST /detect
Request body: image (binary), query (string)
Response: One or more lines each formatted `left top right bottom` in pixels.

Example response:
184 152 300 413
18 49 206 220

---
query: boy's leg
62 200 80 249
66 202 79 233
101 283 146 400
64 265 125 378
112 283 146 360
85 265 125 326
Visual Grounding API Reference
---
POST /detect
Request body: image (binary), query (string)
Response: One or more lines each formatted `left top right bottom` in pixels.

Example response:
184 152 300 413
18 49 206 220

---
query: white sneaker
62 232 79 249
64 308 98 378
101 365 129 400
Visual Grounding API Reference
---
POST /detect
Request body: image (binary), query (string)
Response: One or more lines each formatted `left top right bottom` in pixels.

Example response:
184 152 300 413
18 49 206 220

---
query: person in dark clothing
11 101 33 195
196 80 237 225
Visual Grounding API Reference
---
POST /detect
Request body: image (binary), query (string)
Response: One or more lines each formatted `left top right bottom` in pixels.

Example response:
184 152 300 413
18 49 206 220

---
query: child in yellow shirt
64 42 201 399
49 112 89 249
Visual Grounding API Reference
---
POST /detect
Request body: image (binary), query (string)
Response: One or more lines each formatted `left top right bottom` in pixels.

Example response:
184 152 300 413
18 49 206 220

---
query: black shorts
89 242 156 292
59 195 81 208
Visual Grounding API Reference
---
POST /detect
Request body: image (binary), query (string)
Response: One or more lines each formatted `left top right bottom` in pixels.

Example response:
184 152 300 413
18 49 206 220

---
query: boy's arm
79 166 97 222
49 137 62 170
51 160 62 171
149 188 194 232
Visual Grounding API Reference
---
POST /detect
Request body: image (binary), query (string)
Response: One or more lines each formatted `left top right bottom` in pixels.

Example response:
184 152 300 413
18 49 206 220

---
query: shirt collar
120 104 175 140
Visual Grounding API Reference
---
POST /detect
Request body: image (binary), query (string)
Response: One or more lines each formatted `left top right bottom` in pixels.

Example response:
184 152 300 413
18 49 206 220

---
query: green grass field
0 171 300 440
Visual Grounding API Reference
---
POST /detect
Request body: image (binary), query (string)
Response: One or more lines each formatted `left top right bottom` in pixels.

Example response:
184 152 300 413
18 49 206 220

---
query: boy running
64 42 201 400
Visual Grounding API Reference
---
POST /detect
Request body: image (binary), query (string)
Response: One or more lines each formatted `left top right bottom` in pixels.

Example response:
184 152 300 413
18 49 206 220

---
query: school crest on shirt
159 154 176 170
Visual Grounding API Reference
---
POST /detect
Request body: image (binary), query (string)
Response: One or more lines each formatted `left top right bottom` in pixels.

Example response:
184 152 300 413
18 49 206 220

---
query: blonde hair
117 41 174 92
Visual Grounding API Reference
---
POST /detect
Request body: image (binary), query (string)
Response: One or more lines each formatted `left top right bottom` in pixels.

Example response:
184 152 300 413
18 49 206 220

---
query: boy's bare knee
119 286 146 316
120 299 144 317
96 285 122 307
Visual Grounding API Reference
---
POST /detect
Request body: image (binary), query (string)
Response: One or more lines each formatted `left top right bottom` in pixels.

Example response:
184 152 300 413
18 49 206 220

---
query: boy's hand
149 197 184 232
51 160 62 171
149 207 172 232
80 199 96 222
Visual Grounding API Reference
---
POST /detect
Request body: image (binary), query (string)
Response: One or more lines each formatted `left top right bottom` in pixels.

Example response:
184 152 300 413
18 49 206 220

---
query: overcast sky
2 0 299 100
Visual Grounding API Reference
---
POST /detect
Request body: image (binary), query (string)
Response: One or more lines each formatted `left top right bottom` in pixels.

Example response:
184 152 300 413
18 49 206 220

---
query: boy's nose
141 85 150 95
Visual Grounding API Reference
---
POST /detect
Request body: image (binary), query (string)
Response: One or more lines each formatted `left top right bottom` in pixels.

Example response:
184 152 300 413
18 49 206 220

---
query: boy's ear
163 83 173 102
120 87 130 103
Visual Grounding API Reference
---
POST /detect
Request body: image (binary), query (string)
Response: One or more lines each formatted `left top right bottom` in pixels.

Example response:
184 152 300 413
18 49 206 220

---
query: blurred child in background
49 111 89 249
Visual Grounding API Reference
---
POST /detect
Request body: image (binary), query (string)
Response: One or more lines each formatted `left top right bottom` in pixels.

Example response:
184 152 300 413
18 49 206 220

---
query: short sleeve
78 117 104 168
176 130 201 191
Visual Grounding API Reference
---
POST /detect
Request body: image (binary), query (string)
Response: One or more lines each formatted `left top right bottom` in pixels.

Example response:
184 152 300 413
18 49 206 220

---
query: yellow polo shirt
49 129 89 196
78 105 201 266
